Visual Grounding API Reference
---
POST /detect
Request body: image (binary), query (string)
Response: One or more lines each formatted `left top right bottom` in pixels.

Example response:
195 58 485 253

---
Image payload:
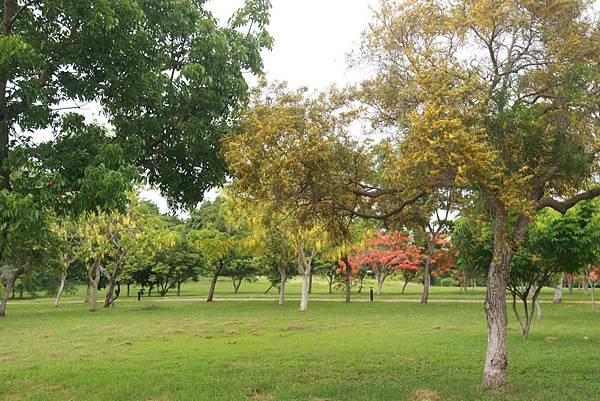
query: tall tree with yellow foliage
353 0 600 387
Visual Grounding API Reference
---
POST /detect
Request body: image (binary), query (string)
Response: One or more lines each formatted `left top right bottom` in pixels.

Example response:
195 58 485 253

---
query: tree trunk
592 284 596 313
232 278 241 294
401 277 410 295
421 265 431 304
567 275 574 294
177 282 181 296
421 239 434 304
54 270 68 307
127 283 130 297
278 268 287 306
340 254 351 303
482 210 512 388
88 260 102 313
299 269 310 312
583 269 589 295
206 262 223 302
0 274 16 317
308 269 313 294
328 275 333 294
553 277 563 304
84 284 91 303
376 272 384 296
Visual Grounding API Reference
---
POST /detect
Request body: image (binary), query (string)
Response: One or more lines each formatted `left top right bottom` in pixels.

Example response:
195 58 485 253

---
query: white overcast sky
142 0 379 213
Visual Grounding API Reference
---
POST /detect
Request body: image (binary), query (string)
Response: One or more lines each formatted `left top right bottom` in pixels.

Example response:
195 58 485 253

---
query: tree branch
537 188 600 214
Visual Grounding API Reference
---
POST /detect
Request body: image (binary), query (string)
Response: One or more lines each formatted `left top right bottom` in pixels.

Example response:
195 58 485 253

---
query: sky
141 0 379 213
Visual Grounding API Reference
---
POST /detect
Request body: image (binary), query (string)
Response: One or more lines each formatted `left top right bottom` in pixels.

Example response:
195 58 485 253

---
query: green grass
1 285 599 401
7 276 596 303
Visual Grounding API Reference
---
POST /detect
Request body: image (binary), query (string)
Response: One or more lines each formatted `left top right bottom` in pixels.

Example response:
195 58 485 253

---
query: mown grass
7 276 596 304
1 290 599 401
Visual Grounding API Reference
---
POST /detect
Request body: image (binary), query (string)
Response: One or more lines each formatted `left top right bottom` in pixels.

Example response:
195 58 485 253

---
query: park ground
1 279 599 401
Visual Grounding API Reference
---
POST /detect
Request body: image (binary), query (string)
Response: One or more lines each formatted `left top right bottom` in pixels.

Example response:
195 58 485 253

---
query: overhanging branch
537 188 600 214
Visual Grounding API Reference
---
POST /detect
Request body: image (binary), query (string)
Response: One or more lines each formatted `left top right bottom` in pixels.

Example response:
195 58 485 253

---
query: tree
188 196 244 303
509 208 591 337
79 211 130 312
349 231 423 296
224 82 349 312
0 190 56 316
0 0 272 315
351 0 600 387
51 218 81 307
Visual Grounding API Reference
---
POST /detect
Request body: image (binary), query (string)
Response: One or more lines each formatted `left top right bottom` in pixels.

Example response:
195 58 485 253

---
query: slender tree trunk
482 210 513 388
84 284 91 303
206 262 223 303
421 239 434 304
343 254 351 303
54 270 68 307
401 277 410 295
583 269 589 295
592 284 597 313
567 275 574 294
553 276 563 304
532 284 542 320
278 268 287 306
299 269 310 311
177 282 181 296
421 265 431 304
264 282 275 294
89 260 102 313
127 283 130 297
308 269 313 294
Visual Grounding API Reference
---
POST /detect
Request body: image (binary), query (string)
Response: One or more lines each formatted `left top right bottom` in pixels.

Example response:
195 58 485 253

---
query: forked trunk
54 270 68 307
297 242 312 312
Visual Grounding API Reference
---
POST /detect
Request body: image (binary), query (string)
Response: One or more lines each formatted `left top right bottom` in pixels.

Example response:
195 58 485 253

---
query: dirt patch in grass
246 388 274 400
163 328 186 334
410 389 443 401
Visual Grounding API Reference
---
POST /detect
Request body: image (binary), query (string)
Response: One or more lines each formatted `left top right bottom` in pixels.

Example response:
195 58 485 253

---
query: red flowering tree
348 231 423 296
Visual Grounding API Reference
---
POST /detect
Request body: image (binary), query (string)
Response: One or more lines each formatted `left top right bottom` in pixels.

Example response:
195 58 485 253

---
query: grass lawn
1 288 599 401
8 276 596 304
